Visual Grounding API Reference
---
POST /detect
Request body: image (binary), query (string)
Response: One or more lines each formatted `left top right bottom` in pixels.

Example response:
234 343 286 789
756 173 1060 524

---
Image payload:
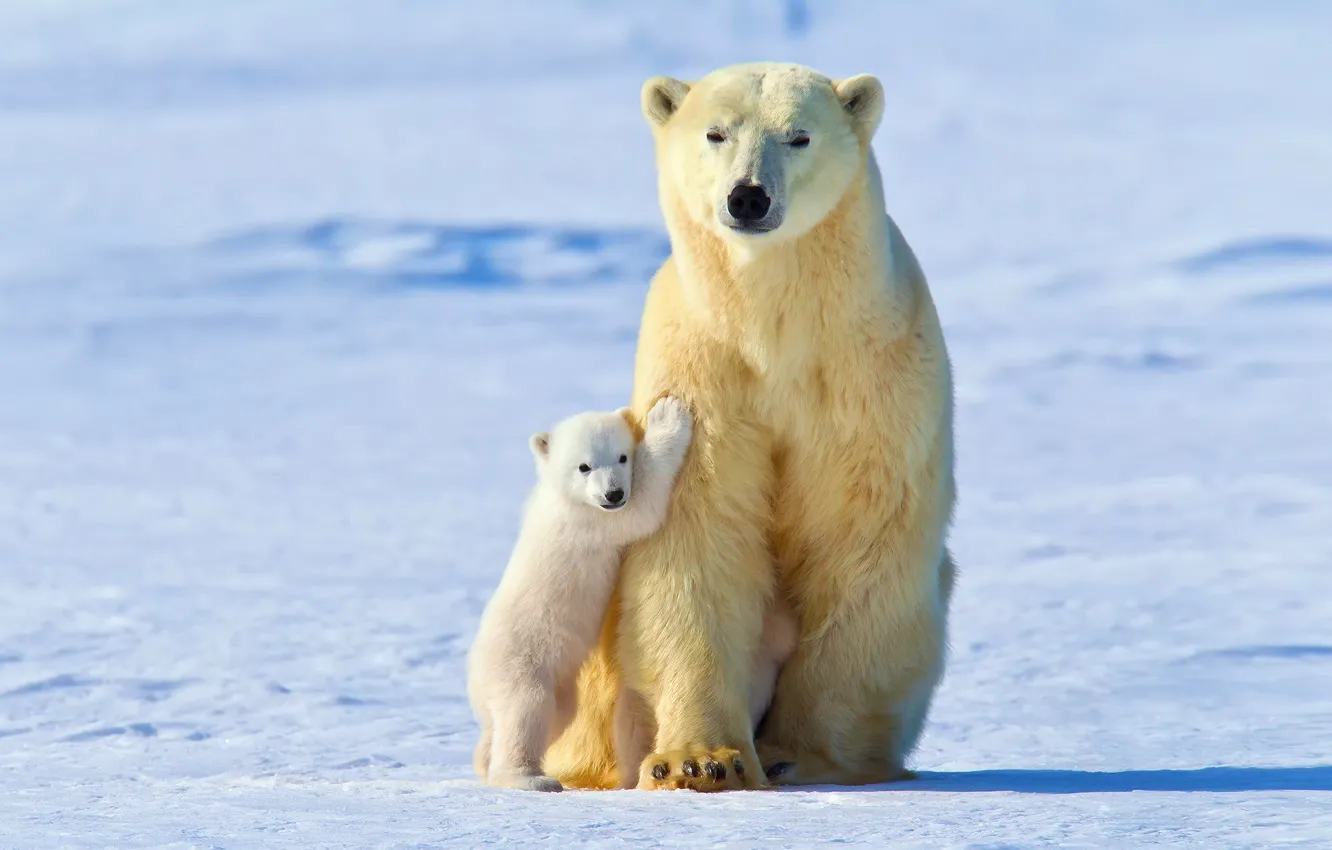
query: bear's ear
834 74 884 137
529 432 550 462
641 76 691 129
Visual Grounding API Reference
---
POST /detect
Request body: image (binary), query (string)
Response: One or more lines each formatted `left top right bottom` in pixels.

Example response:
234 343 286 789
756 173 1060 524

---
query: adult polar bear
545 62 956 791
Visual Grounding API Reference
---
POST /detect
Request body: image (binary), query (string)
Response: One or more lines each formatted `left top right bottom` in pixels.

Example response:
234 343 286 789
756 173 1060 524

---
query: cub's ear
641 76 691 129
834 74 884 137
529 432 550 462
615 406 644 440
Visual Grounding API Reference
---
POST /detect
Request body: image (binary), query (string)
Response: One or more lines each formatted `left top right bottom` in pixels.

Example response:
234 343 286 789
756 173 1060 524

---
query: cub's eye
789 134 810 148
706 130 726 144
619 454 628 464
578 464 591 474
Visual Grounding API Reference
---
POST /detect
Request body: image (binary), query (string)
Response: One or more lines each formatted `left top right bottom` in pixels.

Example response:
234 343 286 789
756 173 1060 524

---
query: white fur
467 397 693 791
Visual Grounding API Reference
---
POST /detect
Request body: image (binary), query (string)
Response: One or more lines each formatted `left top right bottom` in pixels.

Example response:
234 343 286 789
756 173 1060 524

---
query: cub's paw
646 395 693 442
489 772 563 792
637 747 757 792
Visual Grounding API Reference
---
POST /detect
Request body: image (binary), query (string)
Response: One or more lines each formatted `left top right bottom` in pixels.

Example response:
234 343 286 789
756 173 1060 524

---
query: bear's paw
636 746 758 792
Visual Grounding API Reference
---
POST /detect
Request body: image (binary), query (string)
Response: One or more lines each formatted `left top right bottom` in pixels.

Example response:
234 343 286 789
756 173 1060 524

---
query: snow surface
3 1 1332 846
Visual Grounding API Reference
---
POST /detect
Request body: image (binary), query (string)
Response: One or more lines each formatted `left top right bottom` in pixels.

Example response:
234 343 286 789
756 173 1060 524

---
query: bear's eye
578 464 591 474
789 133 811 148
706 129 726 144
619 454 628 464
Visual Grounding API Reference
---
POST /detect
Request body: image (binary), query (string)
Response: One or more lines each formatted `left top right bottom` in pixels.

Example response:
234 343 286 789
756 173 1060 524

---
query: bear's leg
486 683 564 792
542 617 622 790
755 550 955 786
618 420 775 791
748 599 799 730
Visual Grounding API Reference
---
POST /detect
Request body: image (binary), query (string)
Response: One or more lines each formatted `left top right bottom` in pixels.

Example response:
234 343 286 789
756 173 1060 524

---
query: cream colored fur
467 398 692 791
545 61 956 792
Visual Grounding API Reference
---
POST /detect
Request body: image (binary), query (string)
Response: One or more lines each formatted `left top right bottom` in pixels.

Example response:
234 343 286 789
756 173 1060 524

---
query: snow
2 1 1331 846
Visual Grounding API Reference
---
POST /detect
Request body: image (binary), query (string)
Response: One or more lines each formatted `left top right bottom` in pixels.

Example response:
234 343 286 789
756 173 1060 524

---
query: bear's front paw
646 395 693 443
637 747 758 792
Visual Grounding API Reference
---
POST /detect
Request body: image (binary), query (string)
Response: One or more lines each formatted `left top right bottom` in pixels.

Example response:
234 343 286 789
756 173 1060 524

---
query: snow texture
2 1 1331 847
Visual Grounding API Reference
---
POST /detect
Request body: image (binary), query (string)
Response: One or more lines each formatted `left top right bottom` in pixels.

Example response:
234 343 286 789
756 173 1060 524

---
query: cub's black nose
605 489 625 505
727 184 771 222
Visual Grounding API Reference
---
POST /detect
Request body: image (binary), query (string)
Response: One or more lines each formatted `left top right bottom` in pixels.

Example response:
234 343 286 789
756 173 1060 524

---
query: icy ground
2 2 1332 847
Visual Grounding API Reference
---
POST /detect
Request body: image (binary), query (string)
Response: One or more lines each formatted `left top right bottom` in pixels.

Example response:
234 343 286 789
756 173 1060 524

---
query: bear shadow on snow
790 765 1332 794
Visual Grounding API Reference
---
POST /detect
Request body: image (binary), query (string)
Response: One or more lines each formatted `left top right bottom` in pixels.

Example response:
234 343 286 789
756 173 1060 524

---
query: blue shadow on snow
1177 235 1332 275
202 218 671 291
893 766 1332 793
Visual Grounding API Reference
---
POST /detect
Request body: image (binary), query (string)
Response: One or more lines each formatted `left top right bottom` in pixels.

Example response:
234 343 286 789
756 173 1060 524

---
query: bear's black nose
605 489 625 505
727 184 771 222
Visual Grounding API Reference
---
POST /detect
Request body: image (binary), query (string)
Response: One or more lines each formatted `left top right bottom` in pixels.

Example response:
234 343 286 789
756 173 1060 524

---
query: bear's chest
752 336 926 533
754 351 887 445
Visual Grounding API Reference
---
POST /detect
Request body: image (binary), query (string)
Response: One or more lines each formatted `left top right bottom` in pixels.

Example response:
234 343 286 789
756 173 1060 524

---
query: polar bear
544 62 956 791
611 592 800 790
467 397 693 791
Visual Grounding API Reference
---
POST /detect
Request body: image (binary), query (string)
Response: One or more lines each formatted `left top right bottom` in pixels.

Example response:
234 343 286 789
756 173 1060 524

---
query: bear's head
530 410 636 512
641 62 883 249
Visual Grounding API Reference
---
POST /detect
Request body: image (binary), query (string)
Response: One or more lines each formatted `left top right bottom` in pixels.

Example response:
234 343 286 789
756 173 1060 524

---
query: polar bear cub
467 397 693 791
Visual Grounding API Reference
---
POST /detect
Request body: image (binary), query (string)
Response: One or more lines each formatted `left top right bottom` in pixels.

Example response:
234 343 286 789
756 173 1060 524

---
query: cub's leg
550 675 578 744
486 681 564 792
473 723 493 782
613 686 653 789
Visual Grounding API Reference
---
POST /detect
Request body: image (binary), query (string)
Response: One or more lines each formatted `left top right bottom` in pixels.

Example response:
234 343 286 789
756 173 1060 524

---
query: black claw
704 760 727 781
682 759 701 778
766 761 794 780
651 763 668 781
733 758 745 776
